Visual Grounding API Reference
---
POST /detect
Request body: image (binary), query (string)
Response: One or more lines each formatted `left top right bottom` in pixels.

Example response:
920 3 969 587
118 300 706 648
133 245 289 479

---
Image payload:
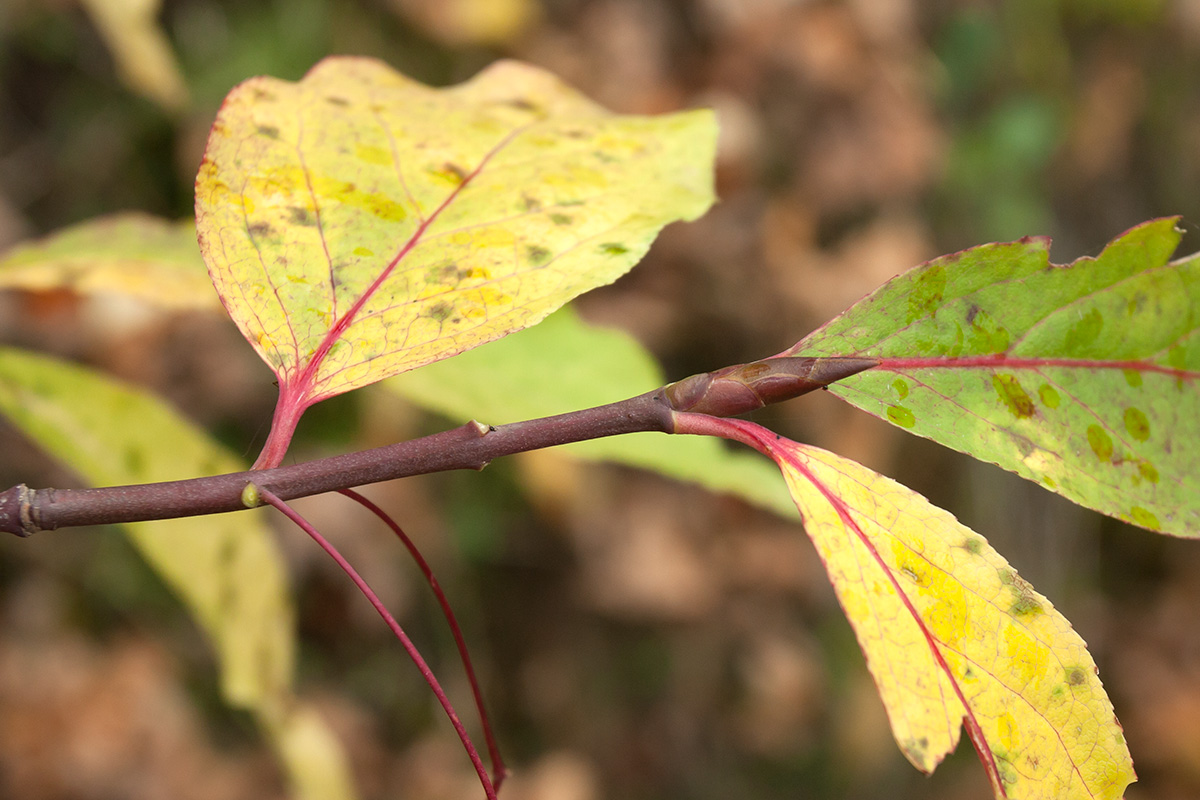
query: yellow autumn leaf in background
196 56 715 466
694 417 1135 800
0 213 215 311
79 0 189 112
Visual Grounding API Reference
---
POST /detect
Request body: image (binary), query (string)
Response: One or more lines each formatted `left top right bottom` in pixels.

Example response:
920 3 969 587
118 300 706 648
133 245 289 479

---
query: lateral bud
0 484 36 537
664 356 878 417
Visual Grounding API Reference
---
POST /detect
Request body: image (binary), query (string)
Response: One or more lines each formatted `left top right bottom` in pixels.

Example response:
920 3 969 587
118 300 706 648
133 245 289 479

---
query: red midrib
787 452 1010 797
875 354 1199 380
289 127 524 405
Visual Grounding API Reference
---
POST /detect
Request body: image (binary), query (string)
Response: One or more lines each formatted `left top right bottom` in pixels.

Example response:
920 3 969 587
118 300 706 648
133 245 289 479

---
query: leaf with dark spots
793 219 1200 537
689 417 1133 800
196 56 716 467
992 373 1035 418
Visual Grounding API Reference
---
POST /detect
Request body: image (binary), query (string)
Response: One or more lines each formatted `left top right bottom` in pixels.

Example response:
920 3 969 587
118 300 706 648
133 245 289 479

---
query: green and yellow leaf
196 55 716 464
793 219 1200 536
0 348 356 800
698 417 1135 800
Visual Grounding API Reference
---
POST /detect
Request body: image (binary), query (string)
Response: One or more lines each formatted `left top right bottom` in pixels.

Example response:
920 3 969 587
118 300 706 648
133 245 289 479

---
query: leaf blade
793 219 1200 536
0 348 356 800
727 419 1135 799
196 56 716 426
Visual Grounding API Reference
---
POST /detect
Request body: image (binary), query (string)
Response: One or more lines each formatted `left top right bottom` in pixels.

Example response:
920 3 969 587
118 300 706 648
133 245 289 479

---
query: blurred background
1 0 1199 798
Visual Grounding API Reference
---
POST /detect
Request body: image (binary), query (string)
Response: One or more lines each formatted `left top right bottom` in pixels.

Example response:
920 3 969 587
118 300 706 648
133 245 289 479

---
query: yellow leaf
700 417 1135 799
78 0 189 112
196 56 715 466
389 0 541 45
0 213 216 311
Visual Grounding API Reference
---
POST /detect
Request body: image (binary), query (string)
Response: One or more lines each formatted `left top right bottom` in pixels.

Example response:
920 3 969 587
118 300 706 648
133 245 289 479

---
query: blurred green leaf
389 307 799 519
0 347 357 800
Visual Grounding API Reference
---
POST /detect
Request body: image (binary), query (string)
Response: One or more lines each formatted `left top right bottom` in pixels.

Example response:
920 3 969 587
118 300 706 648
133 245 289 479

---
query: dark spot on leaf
361 193 406 222
250 87 277 102
505 97 539 112
600 242 629 256
1006 573 1043 616
966 306 1010 353
901 737 928 764
526 245 551 264
892 378 909 400
963 537 983 555
522 194 542 211
443 162 468 183
428 302 454 322
965 304 980 324
426 262 464 285
564 128 588 139
1087 424 1114 462
288 206 315 226
1010 595 1043 616
247 222 273 238
886 405 916 428
549 213 572 226
1138 460 1159 484
325 95 350 106
256 125 280 139
1123 407 1150 441
1065 666 1086 686
905 264 946 323
992 374 1035 418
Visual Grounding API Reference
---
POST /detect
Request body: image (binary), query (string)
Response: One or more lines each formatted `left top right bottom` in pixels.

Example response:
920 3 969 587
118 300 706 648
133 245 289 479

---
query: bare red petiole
338 488 507 791
253 485 497 800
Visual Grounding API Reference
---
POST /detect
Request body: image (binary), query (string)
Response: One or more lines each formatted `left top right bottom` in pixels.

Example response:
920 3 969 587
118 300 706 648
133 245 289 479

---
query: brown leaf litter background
2 1 1200 798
